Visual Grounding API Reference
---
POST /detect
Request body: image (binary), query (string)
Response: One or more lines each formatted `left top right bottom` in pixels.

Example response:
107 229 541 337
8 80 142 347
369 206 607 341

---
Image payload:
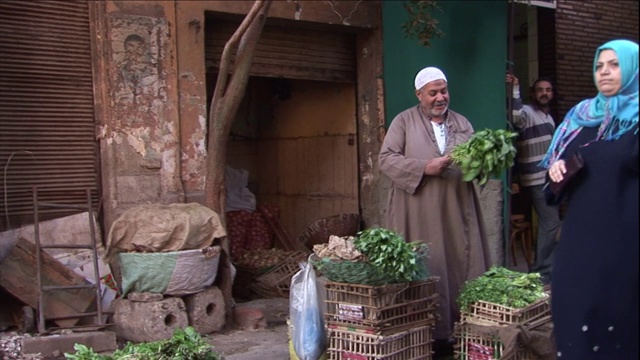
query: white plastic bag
225 166 256 212
290 260 326 360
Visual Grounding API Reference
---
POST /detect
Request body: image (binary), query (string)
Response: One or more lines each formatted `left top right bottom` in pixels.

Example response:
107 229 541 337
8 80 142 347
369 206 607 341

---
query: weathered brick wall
555 0 639 119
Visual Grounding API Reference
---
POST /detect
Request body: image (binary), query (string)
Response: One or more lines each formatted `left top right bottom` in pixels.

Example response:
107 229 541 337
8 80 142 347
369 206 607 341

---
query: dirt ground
208 298 290 359
207 324 289 360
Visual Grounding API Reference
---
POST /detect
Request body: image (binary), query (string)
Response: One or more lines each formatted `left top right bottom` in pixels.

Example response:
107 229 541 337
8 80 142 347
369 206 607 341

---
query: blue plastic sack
290 260 326 360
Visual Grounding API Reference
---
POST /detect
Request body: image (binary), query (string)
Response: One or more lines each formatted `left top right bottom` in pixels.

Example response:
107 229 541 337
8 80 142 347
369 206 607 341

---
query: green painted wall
382 0 508 131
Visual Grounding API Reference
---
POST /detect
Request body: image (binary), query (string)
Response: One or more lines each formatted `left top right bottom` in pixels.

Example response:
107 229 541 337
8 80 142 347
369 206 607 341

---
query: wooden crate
460 295 551 326
454 321 540 360
326 324 433 360
324 277 439 333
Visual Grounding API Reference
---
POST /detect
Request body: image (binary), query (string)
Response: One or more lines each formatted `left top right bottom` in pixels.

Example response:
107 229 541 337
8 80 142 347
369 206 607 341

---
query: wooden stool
510 214 533 267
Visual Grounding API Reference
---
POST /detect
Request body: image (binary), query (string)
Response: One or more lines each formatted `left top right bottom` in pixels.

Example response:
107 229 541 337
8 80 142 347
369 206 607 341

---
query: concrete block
113 297 188 342
183 286 226 334
128 292 164 302
21 331 117 357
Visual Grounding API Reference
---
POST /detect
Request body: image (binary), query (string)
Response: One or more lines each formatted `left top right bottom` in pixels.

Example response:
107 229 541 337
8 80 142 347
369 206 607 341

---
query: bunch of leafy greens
64 326 222 360
457 266 546 312
354 228 426 283
450 129 517 185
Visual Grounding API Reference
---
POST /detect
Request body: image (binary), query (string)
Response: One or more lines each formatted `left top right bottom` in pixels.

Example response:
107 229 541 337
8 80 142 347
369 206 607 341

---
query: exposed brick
554 0 638 118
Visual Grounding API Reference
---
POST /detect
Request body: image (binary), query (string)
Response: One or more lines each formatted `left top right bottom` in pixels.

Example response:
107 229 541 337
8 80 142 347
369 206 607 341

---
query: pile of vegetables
226 207 276 261
457 266 546 312
313 228 428 285
354 228 427 283
450 129 518 185
65 327 222 360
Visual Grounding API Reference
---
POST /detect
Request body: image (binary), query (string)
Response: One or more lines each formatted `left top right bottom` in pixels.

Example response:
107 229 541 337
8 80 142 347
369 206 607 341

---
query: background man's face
532 80 553 106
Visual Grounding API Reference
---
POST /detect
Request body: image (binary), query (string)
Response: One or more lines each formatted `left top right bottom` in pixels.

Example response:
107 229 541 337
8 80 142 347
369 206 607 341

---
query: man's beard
534 97 550 107
427 102 448 117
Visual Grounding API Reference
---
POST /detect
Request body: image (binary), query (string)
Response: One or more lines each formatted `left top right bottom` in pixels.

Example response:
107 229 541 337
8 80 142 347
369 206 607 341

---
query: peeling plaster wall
97 1 183 228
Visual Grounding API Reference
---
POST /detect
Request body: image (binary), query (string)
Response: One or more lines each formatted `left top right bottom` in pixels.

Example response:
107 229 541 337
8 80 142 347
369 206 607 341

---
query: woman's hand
549 160 567 182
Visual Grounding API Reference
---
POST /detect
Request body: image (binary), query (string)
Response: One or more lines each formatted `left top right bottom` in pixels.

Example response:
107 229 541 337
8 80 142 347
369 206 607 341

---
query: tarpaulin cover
105 203 226 262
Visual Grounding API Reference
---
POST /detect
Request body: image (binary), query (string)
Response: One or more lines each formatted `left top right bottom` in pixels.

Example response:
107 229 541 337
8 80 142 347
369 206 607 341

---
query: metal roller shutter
205 20 356 83
0 0 99 230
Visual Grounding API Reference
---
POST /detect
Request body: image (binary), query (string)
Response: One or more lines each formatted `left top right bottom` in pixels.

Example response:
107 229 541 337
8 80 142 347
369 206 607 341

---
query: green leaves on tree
402 0 445 48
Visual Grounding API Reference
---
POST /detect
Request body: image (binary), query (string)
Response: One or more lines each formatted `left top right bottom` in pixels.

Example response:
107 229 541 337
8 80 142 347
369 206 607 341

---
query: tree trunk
204 0 272 328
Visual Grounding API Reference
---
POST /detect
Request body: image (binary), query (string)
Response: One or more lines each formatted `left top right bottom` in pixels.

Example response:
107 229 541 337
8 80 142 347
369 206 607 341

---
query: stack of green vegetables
312 228 429 286
64 327 222 360
450 128 518 185
456 266 546 312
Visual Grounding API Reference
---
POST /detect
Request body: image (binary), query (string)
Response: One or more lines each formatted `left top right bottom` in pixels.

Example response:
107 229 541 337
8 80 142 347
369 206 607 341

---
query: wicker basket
326 323 434 360
297 213 360 246
252 250 308 298
460 295 551 326
324 277 439 333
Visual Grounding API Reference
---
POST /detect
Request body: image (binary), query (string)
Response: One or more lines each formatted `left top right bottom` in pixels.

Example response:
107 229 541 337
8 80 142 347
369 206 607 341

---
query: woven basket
253 250 308 298
297 213 360 246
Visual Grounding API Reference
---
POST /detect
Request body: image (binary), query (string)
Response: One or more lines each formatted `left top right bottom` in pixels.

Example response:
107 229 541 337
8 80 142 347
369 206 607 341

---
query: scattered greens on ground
457 266 546 312
354 228 427 283
64 326 222 360
450 129 518 185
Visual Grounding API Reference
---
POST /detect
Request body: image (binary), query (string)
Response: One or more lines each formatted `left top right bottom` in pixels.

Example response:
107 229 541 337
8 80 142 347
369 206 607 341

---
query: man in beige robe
379 67 491 344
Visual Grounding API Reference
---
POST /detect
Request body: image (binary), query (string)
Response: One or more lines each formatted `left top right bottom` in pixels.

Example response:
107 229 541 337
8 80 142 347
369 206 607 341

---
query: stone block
21 331 117 357
128 292 164 302
183 286 226 334
113 297 188 342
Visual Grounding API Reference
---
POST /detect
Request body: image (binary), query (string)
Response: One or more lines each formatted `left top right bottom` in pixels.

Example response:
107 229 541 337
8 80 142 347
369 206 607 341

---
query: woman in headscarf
541 39 638 359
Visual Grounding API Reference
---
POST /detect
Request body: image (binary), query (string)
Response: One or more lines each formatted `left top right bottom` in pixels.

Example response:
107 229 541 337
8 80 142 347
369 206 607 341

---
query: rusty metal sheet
205 20 356 83
0 0 99 229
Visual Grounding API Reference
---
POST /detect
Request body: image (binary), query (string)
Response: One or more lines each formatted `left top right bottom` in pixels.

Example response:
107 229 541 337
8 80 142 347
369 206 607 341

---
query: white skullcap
414 67 447 90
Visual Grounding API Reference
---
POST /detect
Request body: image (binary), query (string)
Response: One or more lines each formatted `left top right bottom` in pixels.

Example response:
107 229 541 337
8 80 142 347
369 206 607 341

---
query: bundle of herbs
450 128 518 185
457 266 546 312
313 228 429 285
64 326 222 360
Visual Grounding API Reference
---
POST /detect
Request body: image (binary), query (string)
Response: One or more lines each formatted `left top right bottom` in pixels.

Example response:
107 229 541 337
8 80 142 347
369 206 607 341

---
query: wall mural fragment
107 14 181 204
110 14 168 126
